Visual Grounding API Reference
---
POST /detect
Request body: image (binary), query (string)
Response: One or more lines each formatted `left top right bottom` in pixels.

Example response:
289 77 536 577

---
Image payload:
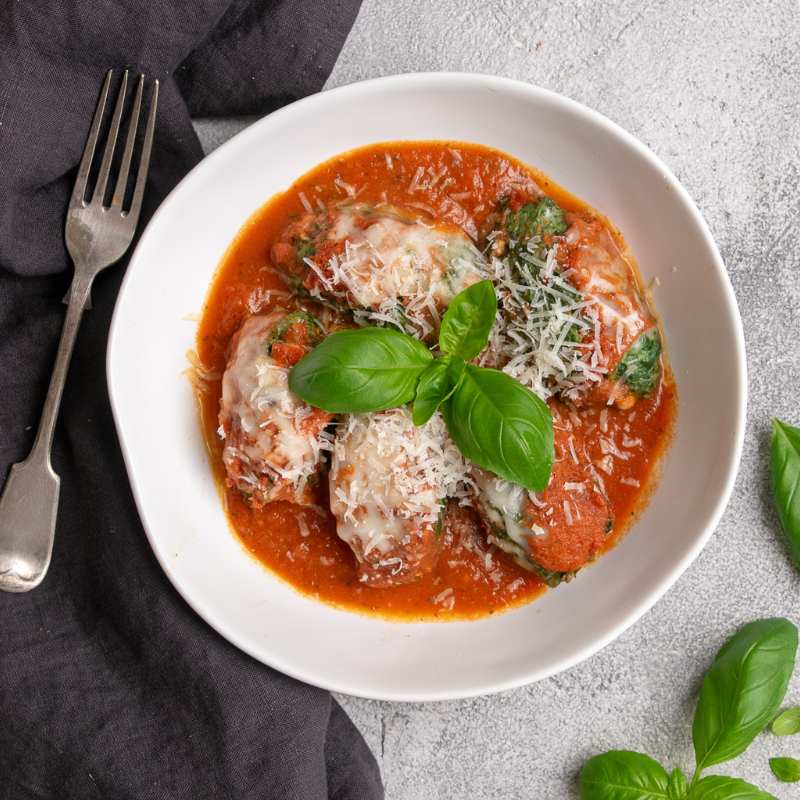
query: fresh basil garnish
769 757 800 783
688 776 777 799
288 281 554 488
580 750 670 800
580 618 797 800
438 279 497 360
289 327 432 413
615 327 662 396
771 706 800 736
412 356 465 427
693 618 798 771
443 365 553 492
770 419 800 569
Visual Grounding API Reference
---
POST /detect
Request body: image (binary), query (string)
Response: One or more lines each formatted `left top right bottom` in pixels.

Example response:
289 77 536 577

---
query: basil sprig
289 280 554 491
580 618 798 800
693 618 797 771
770 418 800 570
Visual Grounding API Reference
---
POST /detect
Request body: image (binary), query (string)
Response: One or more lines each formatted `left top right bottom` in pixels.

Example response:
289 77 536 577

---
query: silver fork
0 69 158 593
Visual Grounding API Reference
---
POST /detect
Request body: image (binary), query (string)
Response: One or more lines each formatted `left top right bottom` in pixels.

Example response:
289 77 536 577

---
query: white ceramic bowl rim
108 72 747 701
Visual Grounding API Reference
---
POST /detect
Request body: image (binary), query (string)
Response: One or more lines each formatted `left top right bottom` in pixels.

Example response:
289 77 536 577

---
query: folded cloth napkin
0 2 384 798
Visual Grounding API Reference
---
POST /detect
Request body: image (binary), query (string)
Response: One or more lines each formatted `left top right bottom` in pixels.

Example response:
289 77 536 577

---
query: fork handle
32 274 93 457
0 274 93 592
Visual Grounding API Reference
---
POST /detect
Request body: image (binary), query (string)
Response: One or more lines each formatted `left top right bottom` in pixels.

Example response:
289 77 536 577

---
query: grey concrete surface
194 1 800 797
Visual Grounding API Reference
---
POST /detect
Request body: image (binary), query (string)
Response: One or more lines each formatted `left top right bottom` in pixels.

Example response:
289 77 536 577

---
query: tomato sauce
195 141 676 620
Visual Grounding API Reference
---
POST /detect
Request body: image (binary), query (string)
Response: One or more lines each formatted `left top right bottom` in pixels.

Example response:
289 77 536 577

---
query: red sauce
195 141 676 620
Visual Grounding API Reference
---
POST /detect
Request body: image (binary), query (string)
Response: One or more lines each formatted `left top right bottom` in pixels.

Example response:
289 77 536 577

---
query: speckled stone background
194 1 800 797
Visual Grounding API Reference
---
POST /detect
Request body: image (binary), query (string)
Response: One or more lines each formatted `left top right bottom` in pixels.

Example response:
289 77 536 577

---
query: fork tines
71 69 159 224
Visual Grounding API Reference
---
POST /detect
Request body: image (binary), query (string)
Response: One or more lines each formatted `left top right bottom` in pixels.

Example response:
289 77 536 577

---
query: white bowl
108 73 746 701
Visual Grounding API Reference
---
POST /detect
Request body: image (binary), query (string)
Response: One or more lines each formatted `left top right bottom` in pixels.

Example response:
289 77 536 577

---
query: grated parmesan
304 204 486 340
329 409 469 557
298 191 312 212
218 313 332 505
333 176 357 197
478 241 607 402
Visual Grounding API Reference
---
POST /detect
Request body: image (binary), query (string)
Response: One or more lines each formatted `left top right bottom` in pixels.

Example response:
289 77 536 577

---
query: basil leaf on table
769 756 800 783
289 327 432 413
667 768 688 799
442 365 554 492
770 418 800 569
412 356 465 427
438 279 497 360
579 750 670 800
686 775 777 799
771 706 800 736
692 618 798 771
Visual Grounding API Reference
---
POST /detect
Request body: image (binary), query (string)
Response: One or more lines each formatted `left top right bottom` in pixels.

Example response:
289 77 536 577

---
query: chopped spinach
289 278 352 315
526 557 572 588
294 238 316 261
614 328 662 396
565 324 583 344
267 311 324 352
498 197 583 346
489 522 572 588
506 198 568 241
434 505 446 537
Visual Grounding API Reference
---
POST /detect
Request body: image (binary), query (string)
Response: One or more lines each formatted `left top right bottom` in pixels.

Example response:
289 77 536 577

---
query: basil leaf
579 750 669 800
692 618 798 771
615 328 662 396
687 775 777 799
413 360 451 427
769 756 800 783
289 327 432 413
770 419 800 569
412 357 465 426
442 365 554 491
667 768 688 800
438 279 497 360
771 706 800 736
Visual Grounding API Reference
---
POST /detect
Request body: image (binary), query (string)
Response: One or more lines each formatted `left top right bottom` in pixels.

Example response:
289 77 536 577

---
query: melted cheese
479 216 650 404
306 204 487 339
471 470 533 559
329 408 467 557
219 313 331 503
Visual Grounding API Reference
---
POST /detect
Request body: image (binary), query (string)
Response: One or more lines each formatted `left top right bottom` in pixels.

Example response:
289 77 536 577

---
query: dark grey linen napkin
0 2 383 798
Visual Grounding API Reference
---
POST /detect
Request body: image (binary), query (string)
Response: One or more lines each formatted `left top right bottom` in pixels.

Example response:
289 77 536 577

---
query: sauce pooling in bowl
194 141 676 620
